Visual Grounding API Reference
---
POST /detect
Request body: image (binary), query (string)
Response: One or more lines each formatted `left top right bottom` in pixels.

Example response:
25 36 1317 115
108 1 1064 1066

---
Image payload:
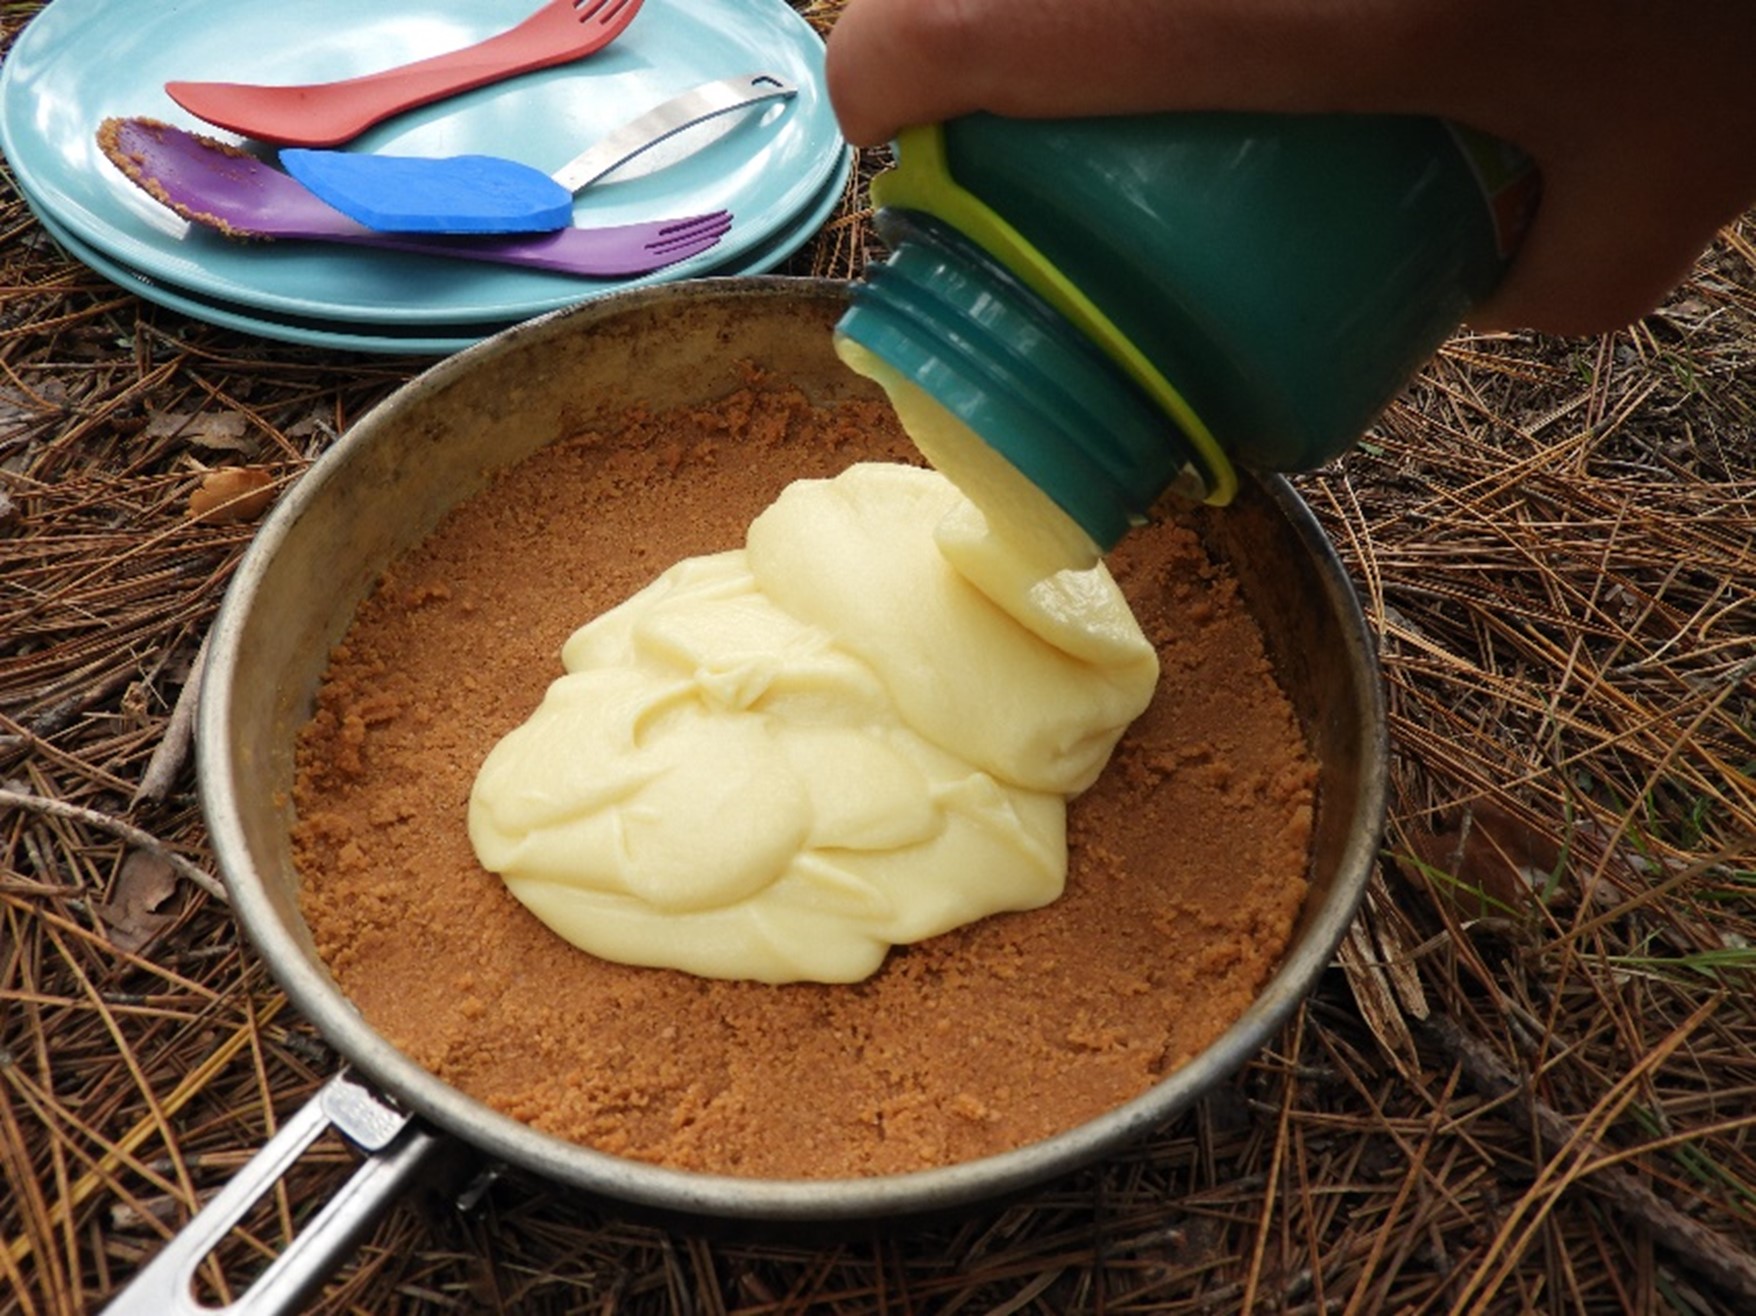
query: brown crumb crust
291 376 1316 1179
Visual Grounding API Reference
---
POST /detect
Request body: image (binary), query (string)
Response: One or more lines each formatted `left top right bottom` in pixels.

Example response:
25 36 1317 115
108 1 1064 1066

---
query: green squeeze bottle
835 112 1537 561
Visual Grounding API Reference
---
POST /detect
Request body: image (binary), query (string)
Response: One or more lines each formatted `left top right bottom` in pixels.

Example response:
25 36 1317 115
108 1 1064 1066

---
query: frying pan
110 279 1386 1313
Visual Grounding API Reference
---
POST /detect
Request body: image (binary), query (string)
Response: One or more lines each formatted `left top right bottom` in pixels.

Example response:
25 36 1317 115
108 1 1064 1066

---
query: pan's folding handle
105 1072 452 1316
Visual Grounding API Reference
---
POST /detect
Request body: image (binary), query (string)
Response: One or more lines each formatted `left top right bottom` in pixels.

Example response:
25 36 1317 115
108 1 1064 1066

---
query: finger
1469 148 1743 336
824 0 1475 147
1470 214 1698 338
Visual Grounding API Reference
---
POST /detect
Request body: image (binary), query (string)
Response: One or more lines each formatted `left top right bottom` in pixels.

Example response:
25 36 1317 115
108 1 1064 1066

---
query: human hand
824 0 1756 336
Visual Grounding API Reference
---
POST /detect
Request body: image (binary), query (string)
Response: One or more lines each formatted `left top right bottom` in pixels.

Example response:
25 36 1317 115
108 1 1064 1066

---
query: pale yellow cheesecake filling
468 460 1156 983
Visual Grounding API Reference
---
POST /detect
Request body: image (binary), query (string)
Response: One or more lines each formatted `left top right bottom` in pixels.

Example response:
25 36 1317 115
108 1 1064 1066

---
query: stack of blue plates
1 0 851 353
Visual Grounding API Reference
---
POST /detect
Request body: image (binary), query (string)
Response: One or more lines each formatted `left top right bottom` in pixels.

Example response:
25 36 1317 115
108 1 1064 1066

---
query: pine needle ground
4 3 1753 1311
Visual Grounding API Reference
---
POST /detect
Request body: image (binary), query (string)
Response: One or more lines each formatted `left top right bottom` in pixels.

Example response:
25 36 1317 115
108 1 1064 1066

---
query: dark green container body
935 112 1523 473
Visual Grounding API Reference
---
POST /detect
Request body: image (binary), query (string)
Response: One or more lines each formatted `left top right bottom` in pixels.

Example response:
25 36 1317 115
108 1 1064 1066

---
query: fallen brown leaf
96 849 180 954
187 466 276 523
146 409 252 453
1404 800 1563 915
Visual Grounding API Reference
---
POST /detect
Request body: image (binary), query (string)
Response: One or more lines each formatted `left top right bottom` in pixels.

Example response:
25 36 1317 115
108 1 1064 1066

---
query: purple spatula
98 117 731 278
278 74 796 235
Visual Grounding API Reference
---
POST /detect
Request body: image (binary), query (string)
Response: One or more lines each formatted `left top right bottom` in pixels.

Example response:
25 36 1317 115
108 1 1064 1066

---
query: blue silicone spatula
280 73 796 234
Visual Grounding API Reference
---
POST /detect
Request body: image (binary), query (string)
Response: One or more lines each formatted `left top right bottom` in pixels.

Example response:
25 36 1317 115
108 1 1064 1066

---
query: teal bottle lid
837 213 1212 551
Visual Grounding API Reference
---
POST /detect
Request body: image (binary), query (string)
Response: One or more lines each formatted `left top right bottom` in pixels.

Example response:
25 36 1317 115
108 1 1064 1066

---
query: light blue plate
0 0 845 326
26 147 853 355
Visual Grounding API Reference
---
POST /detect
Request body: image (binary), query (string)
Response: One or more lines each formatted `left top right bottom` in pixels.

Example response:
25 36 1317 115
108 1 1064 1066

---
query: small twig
0 785 227 903
0 666 138 760
1427 1013 1756 1304
132 632 208 806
